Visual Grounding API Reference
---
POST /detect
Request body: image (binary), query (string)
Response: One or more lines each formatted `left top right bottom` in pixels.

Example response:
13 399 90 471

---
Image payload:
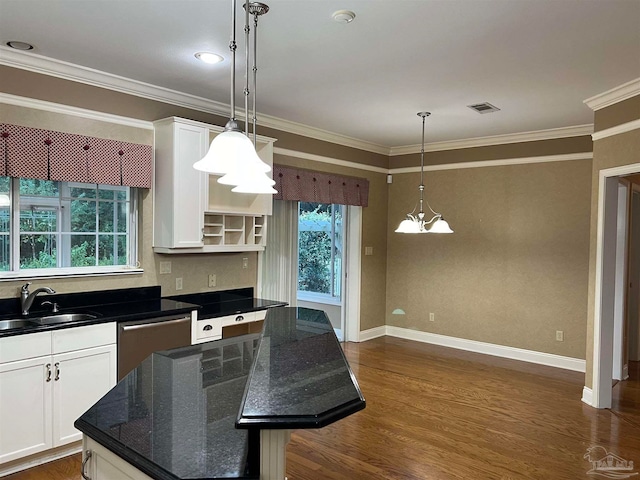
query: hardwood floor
6 337 640 479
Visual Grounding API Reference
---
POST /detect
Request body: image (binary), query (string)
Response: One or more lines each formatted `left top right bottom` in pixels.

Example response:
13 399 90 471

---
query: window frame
0 177 141 281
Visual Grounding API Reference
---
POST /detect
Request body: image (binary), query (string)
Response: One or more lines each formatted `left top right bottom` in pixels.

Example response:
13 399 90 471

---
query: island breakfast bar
74 307 365 480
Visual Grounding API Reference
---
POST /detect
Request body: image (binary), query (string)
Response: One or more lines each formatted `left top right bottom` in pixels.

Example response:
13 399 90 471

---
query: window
297 202 343 303
0 177 137 276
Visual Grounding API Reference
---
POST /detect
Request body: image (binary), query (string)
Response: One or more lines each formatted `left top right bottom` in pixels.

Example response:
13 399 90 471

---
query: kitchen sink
33 313 98 325
0 319 39 330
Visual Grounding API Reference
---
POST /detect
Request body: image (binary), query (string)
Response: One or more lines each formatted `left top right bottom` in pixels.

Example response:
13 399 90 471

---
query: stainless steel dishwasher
117 314 192 380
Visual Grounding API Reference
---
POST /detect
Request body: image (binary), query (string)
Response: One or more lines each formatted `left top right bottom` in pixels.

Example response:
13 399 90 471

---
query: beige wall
584 95 640 388
391 136 593 169
386 159 592 358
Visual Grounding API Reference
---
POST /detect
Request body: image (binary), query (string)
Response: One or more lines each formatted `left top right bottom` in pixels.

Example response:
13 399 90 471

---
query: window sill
297 291 341 306
0 266 144 282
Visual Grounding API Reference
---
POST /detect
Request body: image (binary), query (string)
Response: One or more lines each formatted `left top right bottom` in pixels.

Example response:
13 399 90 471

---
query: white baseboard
358 326 386 342
360 326 586 372
0 442 81 476
582 387 594 406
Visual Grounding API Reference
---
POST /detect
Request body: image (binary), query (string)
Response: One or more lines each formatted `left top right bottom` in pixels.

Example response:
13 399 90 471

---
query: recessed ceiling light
332 10 356 24
195 52 224 64
6 41 34 51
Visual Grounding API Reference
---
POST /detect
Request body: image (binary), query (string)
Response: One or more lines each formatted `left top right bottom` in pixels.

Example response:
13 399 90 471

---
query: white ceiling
0 0 639 150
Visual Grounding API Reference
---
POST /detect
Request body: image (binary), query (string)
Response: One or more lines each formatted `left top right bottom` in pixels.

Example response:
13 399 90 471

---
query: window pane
20 208 57 232
70 235 97 267
116 202 127 233
19 179 58 196
98 201 115 232
20 234 56 268
98 189 115 200
298 202 333 295
69 186 97 199
96 234 127 266
71 200 97 232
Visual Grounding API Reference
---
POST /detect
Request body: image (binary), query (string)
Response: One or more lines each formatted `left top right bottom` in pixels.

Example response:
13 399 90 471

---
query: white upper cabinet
153 117 275 254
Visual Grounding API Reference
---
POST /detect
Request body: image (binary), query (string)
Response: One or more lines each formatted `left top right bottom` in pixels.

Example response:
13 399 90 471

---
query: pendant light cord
229 0 237 122
244 0 250 137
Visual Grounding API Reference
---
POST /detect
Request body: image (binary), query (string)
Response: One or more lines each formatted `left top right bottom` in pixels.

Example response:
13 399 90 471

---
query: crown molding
592 119 640 141
389 124 594 156
584 78 640 111
274 147 388 174
0 47 389 156
0 92 154 130
389 152 593 174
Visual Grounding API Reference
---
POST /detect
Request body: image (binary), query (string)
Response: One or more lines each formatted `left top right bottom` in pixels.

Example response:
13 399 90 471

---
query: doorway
591 164 640 408
259 200 362 341
296 202 346 340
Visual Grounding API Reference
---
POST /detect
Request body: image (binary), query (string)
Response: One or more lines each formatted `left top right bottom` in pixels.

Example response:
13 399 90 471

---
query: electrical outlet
159 261 171 274
208 274 216 288
429 312 435 322
365 246 373 256
175 277 183 290
242 257 248 269
556 330 564 342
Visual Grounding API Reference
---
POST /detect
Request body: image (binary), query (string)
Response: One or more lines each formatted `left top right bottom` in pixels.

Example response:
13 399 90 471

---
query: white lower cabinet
53 345 116 446
0 355 52 462
83 436 153 480
0 323 116 465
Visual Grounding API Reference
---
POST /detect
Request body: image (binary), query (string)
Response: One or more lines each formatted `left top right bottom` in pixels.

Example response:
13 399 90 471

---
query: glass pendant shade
194 130 270 175
429 218 453 234
395 218 420 233
232 169 278 194
217 153 273 186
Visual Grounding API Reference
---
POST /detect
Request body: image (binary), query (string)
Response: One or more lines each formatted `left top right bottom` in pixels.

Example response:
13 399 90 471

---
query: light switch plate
159 261 171 274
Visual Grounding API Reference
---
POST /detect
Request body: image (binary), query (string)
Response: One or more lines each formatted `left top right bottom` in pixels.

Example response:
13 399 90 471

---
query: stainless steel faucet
21 282 56 316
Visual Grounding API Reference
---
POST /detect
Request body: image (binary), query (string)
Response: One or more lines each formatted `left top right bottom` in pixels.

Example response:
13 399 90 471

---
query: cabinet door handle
81 449 92 480
45 363 52 382
54 362 60 381
235 315 244 322
203 324 212 331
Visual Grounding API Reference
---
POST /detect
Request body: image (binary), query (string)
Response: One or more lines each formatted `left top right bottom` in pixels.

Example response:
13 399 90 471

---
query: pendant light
193 0 276 195
395 112 453 234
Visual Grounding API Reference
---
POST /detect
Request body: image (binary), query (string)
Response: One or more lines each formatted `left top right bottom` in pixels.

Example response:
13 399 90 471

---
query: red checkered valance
273 164 369 207
0 123 152 188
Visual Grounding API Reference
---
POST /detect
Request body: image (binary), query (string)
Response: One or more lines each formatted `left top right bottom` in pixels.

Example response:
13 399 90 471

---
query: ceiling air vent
468 102 500 114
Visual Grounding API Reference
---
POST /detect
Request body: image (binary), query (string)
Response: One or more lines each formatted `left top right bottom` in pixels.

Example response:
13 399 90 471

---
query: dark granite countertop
74 307 365 480
75 334 262 480
0 286 199 338
167 288 287 319
237 307 365 429
0 287 286 338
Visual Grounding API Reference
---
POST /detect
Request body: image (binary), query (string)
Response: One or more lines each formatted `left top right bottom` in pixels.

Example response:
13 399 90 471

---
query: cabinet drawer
53 323 116 354
193 318 222 344
219 312 256 328
0 331 52 363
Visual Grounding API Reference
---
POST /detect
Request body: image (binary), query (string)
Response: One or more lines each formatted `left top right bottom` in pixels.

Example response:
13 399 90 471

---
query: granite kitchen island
74 307 365 480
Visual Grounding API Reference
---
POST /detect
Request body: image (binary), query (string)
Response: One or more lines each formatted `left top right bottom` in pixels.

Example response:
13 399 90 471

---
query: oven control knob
235 315 244 322
203 324 212 331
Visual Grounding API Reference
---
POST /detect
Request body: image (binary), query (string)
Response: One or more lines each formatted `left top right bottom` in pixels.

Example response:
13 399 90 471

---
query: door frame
591 163 640 408
344 205 362 342
612 180 629 381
